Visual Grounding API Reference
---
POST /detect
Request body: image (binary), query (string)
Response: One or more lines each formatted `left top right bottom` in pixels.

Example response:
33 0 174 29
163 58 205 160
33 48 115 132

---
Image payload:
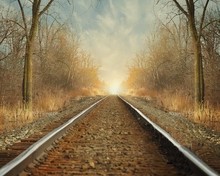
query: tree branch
198 0 210 38
39 0 55 16
188 0 195 18
0 29 10 45
172 0 188 16
17 0 28 38
27 0 34 4
0 52 11 61
202 19 220 31
7 19 26 30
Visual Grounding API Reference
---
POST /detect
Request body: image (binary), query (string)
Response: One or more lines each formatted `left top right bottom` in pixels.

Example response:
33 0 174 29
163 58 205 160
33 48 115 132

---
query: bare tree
17 0 55 115
169 0 216 113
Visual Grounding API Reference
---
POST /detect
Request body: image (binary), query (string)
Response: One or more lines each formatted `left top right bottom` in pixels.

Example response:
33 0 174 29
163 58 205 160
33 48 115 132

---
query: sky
62 0 217 88
57 0 158 89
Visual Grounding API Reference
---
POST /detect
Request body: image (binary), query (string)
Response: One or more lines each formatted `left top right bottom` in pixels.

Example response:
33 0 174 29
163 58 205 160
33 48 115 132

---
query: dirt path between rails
23 96 179 175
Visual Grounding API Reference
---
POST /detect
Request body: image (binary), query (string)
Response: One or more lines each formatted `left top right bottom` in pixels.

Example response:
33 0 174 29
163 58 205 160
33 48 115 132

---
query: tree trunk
23 41 33 112
194 40 204 110
189 20 205 114
22 13 39 116
18 0 55 117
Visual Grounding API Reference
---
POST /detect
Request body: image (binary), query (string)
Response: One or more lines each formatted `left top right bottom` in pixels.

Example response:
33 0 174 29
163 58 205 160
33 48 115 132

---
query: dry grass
130 88 220 131
0 90 67 133
35 89 68 112
0 103 29 132
132 88 192 111
0 87 101 134
192 103 220 131
127 88 157 100
157 91 193 113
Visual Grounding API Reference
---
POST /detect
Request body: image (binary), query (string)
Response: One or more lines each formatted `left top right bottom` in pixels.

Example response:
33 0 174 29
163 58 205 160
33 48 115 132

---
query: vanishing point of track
0 96 219 176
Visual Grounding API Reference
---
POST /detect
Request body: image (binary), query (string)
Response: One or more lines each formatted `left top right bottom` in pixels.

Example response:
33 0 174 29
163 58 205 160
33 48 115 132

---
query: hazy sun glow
108 84 121 95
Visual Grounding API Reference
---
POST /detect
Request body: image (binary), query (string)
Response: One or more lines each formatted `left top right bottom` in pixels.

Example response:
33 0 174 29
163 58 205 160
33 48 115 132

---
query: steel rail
0 97 106 176
119 96 219 176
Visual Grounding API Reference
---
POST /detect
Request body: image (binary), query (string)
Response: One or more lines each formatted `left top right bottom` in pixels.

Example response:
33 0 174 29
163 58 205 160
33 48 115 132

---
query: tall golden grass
131 88 220 131
0 87 102 133
0 102 26 132
35 89 68 112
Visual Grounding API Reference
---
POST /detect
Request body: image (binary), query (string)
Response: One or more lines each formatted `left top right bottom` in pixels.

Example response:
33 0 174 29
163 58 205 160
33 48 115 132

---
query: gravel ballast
0 96 103 151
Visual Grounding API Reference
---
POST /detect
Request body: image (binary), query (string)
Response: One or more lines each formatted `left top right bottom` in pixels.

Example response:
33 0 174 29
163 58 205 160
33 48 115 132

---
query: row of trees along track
124 0 220 117
0 0 103 119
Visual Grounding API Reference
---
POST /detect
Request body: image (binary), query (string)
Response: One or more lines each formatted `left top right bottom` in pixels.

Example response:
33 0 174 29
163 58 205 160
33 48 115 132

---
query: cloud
71 0 156 84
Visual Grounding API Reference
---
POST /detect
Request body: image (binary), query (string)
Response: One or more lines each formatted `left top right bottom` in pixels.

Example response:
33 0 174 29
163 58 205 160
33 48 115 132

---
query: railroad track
0 96 219 175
